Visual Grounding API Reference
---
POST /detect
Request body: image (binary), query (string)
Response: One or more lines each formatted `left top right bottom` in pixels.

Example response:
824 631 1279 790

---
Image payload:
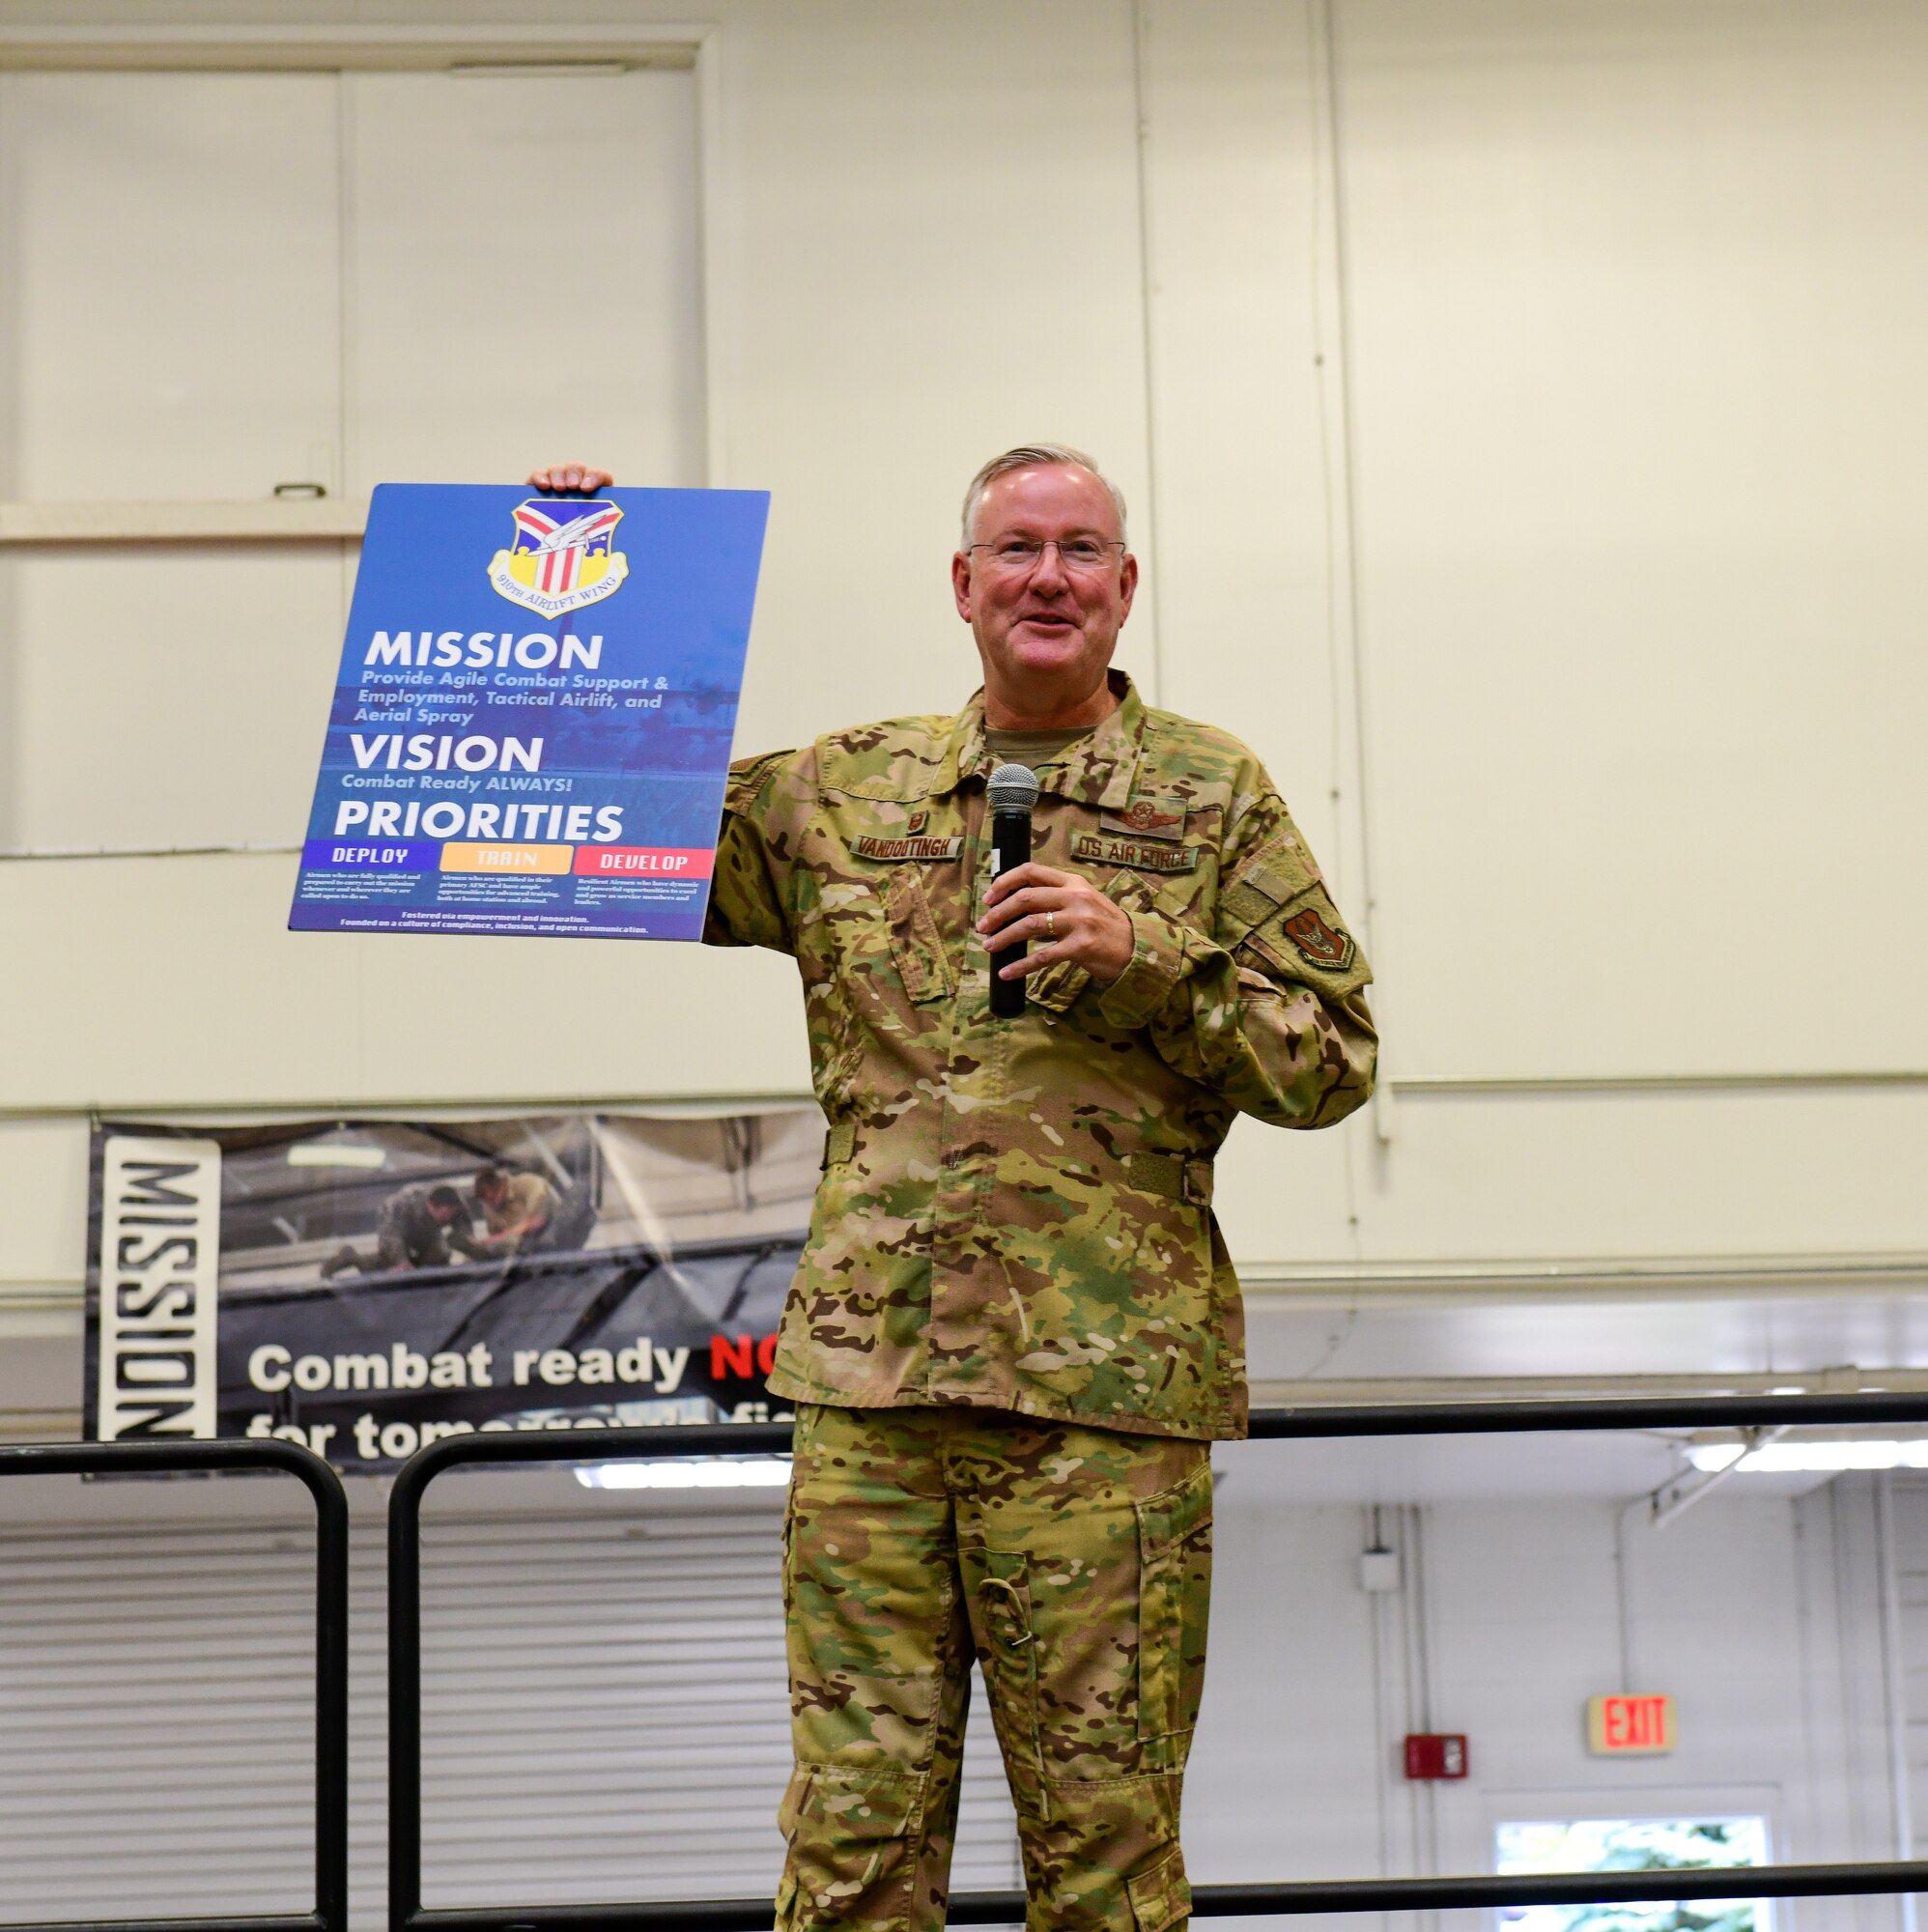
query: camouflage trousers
778 1402 1213 1932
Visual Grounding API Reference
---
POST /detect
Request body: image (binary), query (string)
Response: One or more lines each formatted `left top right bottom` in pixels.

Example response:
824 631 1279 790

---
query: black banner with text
85 1112 814 1473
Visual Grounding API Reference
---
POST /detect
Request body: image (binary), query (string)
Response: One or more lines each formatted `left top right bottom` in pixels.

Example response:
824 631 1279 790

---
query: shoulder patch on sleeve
723 749 797 816
1237 888 1371 995
815 715 955 800
1218 830 1323 943
1279 904 1355 970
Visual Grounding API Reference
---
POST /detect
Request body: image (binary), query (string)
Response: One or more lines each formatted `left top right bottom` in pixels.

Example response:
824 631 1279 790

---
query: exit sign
1588 1693 1677 1754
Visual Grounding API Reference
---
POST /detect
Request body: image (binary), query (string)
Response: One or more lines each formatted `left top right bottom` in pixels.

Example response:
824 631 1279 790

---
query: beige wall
2 0 1924 1423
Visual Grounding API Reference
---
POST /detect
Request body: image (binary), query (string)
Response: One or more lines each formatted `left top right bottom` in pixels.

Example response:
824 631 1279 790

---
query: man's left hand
978 863 1134 988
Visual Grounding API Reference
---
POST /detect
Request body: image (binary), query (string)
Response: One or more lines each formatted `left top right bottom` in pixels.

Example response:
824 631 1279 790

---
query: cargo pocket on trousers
1135 1463 1213 1747
1126 1845 1192 1932
778 1763 925 1928
967 1548 1044 1797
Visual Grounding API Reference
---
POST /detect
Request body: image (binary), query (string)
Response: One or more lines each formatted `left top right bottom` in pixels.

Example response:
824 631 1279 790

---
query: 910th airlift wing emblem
489 499 630 617
1282 904 1354 969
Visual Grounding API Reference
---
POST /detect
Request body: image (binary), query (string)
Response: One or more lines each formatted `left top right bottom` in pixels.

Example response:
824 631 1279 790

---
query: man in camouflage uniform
471 1164 558 1256
530 448 1375 1932
319 1181 478 1276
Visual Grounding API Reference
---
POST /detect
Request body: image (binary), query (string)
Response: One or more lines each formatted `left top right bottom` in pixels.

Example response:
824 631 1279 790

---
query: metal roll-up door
411 1502 1021 1913
0 1489 1021 1924
0 1509 319 1918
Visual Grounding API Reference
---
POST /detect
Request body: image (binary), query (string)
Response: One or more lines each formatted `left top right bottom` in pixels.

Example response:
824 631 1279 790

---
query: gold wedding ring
1045 909 1056 939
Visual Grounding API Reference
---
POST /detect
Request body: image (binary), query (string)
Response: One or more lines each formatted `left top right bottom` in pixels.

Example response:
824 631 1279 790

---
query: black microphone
987 761 1038 1018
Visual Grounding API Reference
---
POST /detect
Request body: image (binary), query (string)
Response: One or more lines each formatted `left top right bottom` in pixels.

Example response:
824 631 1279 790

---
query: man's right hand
527 463 613 494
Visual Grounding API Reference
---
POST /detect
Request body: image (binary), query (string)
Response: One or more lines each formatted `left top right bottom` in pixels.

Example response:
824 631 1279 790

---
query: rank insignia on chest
851 834 965 862
1100 798 1187 842
1070 833 1199 873
1281 904 1354 968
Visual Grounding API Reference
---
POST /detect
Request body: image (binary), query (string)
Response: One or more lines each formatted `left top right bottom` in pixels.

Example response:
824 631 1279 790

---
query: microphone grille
987 761 1039 812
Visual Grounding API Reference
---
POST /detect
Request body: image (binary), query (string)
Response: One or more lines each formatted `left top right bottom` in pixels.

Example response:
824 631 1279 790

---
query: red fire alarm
1403 1733 1468 1780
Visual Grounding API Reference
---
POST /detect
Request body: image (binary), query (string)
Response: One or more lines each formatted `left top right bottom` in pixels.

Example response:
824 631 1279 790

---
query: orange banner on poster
439 842 574 875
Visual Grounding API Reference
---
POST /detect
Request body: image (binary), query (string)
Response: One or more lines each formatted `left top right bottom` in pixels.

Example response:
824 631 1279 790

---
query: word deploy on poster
290 484 769 940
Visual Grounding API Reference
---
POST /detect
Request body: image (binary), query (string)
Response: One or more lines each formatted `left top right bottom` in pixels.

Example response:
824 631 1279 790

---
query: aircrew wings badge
489 498 630 617
1100 797 1186 841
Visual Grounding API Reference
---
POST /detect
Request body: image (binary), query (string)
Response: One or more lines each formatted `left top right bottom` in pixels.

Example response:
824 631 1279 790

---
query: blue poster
290 483 768 941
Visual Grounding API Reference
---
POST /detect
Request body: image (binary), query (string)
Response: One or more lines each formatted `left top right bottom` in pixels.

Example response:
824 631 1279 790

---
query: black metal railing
390 1395 1928 1931
0 1436 351 1932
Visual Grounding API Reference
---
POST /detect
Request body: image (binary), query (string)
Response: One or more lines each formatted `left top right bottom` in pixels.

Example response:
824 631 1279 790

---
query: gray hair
959 442 1129 548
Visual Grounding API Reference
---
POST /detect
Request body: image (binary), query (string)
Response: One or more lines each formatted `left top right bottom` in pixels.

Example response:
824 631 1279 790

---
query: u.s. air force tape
1069 833 1199 873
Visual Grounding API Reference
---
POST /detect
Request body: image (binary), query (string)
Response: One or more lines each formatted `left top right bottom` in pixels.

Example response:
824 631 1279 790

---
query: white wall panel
1136 0 1350 867
0 70 347 849
1212 1111 1361 1267
0 853 812 1110
0 1120 87 1292
2 544 348 850
0 71 342 501
1334 0 1928 1077
346 68 702 492
717 1 1153 757
1282 1086 1927 1266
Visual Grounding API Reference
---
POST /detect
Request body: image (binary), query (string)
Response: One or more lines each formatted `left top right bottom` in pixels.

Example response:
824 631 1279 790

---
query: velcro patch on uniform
723 748 794 815
1281 904 1355 969
850 835 964 862
1071 833 1199 874
1100 797 1187 842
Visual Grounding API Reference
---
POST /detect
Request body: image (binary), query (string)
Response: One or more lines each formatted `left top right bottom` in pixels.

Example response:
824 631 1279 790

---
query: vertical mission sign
91 1136 223 1440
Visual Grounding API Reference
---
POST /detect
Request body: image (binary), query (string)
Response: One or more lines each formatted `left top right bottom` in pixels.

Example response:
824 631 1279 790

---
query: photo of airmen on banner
86 1113 815 1473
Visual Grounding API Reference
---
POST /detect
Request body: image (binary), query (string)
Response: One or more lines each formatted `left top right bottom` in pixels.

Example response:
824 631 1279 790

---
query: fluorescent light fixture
1688 1438 1928 1475
575 1456 792 1491
287 1143 387 1170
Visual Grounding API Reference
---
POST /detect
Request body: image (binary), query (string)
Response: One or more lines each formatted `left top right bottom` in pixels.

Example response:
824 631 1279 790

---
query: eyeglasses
968 537 1126 575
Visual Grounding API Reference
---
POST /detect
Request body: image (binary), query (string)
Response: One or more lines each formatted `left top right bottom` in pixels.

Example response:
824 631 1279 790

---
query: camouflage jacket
703 672 1375 1439
374 1185 470 1265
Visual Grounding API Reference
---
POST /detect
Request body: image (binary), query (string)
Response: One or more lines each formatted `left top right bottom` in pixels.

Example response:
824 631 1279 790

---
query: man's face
951 463 1137 711
475 1178 503 1208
